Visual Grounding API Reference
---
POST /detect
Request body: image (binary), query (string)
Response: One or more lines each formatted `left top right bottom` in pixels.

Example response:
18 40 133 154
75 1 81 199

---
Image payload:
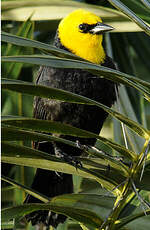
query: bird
24 8 117 228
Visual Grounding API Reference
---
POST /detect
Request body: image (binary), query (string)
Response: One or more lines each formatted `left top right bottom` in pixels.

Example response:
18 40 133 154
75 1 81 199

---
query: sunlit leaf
2 116 136 160
1 141 127 193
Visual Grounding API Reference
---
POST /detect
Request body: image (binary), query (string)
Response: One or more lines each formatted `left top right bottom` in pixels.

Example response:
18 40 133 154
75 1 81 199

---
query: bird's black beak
89 22 114 34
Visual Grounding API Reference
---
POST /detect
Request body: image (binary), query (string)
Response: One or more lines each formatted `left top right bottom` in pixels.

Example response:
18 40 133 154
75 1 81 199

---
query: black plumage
25 30 117 227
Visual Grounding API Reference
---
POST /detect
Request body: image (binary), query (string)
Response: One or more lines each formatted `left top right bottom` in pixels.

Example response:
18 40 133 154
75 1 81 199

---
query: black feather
24 31 117 227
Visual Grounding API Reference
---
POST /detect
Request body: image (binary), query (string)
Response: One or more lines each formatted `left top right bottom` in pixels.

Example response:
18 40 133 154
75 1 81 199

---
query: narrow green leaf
140 0 150 9
117 86 144 154
1 175 49 203
2 31 150 99
1 141 126 192
108 0 150 36
2 78 150 140
2 193 114 228
2 140 61 162
2 21 34 79
131 77 150 91
1 31 80 61
2 55 150 101
1 125 129 177
115 209 150 228
2 117 136 160
1 141 95 180
1 78 93 105
1 31 150 95
2 203 102 228
1 221 14 229
1 125 79 148
3 140 149 190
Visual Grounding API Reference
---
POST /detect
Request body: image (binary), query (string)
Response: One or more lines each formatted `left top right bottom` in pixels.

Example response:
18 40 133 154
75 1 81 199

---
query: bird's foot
76 140 89 152
55 148 82 169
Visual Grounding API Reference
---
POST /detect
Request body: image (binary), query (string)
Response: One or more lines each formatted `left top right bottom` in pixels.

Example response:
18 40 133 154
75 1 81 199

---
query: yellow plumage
58 9 106 64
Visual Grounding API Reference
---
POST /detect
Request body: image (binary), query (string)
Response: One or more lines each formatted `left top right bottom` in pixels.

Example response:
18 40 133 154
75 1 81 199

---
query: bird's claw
55 149 82 169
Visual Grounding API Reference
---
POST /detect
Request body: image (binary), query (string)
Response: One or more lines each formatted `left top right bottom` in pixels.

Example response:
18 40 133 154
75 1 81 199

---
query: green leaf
1 194 115 228
1 78 93 105
1 32 150 94
1 221 14 229
2 125 129 178
1 31 81 61
2 54 150 102
1 141 96 181
116 85 144 153
115 209 150 228
131 77 150 91
140 0 150 9
1 141 127 193
2 78 150 141
2 21 34 79
2 116 136 160
107 0 150 36
118 0 150 24
1 175 49 202
2 125 79 149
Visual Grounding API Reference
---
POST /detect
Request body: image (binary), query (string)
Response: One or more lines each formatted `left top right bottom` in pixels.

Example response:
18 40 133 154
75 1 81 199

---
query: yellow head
58 9 114 64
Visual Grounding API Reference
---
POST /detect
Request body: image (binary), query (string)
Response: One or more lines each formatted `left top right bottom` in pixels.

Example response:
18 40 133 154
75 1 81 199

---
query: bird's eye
79 23 88 32
97 22 101 26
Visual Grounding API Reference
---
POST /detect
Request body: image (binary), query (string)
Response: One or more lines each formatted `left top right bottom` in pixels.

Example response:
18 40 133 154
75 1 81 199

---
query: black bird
25 9 117 228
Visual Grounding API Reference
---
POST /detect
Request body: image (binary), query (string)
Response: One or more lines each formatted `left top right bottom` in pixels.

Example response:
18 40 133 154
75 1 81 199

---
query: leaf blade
2 78 150 141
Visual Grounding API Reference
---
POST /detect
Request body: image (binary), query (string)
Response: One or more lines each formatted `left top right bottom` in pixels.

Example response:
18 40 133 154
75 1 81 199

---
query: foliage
1 0 150 230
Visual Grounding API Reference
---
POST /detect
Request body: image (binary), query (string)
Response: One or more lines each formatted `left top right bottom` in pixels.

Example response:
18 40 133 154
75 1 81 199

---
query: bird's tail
24 168 73 227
